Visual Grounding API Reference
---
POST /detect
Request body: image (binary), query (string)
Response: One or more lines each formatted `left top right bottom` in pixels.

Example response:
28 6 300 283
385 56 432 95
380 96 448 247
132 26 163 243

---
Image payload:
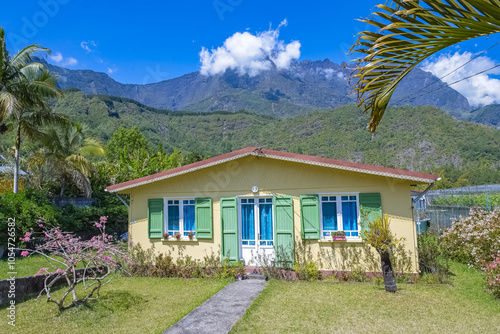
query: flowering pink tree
20 217 128 310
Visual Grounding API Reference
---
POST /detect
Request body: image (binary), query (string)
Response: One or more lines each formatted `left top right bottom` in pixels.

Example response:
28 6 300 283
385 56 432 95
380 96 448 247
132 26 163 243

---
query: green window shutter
274 196 295 266
148 198 164 238
220 197 239 261
359 193 382 235
195 197 213 239
300 195 320 240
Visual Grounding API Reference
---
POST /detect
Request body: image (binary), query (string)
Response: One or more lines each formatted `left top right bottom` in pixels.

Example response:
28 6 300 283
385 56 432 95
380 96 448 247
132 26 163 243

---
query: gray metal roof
0 154 28 176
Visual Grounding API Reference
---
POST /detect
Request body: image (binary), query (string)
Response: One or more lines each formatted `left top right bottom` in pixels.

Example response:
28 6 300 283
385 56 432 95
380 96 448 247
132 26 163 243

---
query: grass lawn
231 262 500 334
1 276 231 334
0 255 77 280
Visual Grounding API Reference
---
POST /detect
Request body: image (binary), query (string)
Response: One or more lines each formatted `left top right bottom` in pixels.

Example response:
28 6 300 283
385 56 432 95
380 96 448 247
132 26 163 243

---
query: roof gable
106 147 438 193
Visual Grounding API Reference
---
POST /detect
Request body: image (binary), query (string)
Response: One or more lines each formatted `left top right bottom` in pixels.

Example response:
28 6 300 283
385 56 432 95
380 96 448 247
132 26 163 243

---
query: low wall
0 268 97 305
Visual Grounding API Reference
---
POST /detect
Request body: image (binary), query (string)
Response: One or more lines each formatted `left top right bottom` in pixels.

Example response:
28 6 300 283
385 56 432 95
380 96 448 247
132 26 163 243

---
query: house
0 154 27 192
106 147 438 274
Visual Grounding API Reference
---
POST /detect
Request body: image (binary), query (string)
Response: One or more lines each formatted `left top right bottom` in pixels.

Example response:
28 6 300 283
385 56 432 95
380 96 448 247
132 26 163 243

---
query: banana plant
350 0 500 132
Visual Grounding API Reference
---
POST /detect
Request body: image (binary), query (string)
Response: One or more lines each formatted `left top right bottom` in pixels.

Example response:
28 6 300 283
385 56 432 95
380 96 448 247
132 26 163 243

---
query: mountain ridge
45 59 471 118
52 90 500 175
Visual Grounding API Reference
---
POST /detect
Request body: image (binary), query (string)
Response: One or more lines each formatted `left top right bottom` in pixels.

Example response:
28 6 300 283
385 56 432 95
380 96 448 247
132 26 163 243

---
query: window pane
168 205 180 232
322 196 328 201
248 199 254 203
322 202 337 231
242 204 255 240
349 196 356 201
259 203 273 240
341 196 348 201
342 201 357 231
183 204 195 233
329 196 336 201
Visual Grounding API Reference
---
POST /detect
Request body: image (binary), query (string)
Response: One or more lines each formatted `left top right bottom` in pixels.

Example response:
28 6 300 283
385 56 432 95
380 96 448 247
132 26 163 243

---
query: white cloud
81 40 97 53
49 52 78 67
318 68 345 80
200 19 301 76
421 51 500 107
50 52 63 63
107 67 118 74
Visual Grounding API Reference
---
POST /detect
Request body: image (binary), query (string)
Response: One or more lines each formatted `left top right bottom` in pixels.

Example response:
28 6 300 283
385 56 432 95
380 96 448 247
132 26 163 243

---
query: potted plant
162 232 170 240
175 232 182 240
332 231 346 241
187 231 195 240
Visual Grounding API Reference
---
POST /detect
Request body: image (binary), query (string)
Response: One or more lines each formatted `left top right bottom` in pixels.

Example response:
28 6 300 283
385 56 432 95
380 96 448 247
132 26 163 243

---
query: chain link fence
413 184 500 234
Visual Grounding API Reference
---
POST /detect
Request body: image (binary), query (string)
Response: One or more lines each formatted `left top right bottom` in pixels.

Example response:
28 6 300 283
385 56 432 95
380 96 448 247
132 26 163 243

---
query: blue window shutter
148 199 163 238
195 197 213 239
359 193 382 235
273 196 294 266
300 195 320 240
220 197 239 261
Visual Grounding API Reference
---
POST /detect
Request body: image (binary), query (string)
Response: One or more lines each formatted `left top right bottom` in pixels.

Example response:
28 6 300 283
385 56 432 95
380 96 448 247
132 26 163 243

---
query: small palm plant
362 214 401 292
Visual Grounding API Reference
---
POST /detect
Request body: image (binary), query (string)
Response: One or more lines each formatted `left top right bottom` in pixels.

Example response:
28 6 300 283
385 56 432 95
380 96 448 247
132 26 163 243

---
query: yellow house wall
0 178 24 193
126 155 419 273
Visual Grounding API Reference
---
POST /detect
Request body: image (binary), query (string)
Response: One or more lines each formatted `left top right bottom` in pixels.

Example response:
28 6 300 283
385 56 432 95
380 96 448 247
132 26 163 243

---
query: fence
414 184 500 234
53 197 95 207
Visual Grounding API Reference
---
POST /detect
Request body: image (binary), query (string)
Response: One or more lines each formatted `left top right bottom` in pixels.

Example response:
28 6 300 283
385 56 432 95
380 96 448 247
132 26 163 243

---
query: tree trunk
60 177 65 197
380 251 397 292
13 124 21 194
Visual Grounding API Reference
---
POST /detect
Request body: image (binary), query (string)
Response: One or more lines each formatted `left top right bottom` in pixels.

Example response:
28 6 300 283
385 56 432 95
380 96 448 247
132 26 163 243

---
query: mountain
45 59 471 118
52 90 500 172
466 104 500 130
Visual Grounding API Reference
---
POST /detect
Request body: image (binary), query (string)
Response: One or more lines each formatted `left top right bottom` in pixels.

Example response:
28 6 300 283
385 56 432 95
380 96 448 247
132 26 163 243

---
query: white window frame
238 196 274 245
163 197 196 240
319 193 361 240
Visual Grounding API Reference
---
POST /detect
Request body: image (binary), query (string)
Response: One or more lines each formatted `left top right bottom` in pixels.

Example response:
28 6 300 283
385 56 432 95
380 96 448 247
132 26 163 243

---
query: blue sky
2 0 500 105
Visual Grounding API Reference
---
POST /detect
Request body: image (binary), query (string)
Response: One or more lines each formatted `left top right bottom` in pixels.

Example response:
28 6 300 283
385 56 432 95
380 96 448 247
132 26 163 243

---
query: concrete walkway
163 279 265 334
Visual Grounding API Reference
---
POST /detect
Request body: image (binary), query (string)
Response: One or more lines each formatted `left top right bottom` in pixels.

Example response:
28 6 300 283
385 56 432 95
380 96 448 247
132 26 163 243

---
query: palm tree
0 27 64 192
349 1 500 132
32 123 105 197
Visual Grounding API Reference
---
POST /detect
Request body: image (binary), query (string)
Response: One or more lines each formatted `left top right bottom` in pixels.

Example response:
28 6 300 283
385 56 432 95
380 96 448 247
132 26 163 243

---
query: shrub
441 208 500 268
293 241 321 281
127 243 245 279
252 245 295 281
482 253 500 298
293 260 320 281
417 234 450 284
56 204 128 237
0 189 58 246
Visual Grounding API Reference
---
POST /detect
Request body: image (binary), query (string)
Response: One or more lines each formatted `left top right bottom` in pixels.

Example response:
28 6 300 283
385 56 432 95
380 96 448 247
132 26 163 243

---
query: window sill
161 238 198 243
318 239 363 243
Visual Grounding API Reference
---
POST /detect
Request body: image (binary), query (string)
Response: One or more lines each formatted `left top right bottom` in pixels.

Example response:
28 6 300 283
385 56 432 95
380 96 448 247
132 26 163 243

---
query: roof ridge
106 147 438 193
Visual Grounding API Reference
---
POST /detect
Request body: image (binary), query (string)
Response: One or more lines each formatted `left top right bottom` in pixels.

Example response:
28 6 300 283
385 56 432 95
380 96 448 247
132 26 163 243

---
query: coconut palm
32 123 105 197
0 27 64 192
349 1 500 132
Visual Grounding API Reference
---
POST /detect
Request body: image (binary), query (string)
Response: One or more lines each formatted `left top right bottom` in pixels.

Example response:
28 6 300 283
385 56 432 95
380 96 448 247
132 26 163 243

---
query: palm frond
11 44 50 70
71 169 92 198
349 0 500 132
0 91 19 120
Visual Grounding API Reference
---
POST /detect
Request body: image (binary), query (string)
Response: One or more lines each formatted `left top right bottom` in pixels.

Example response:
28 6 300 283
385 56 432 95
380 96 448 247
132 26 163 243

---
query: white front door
240 197 274 265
